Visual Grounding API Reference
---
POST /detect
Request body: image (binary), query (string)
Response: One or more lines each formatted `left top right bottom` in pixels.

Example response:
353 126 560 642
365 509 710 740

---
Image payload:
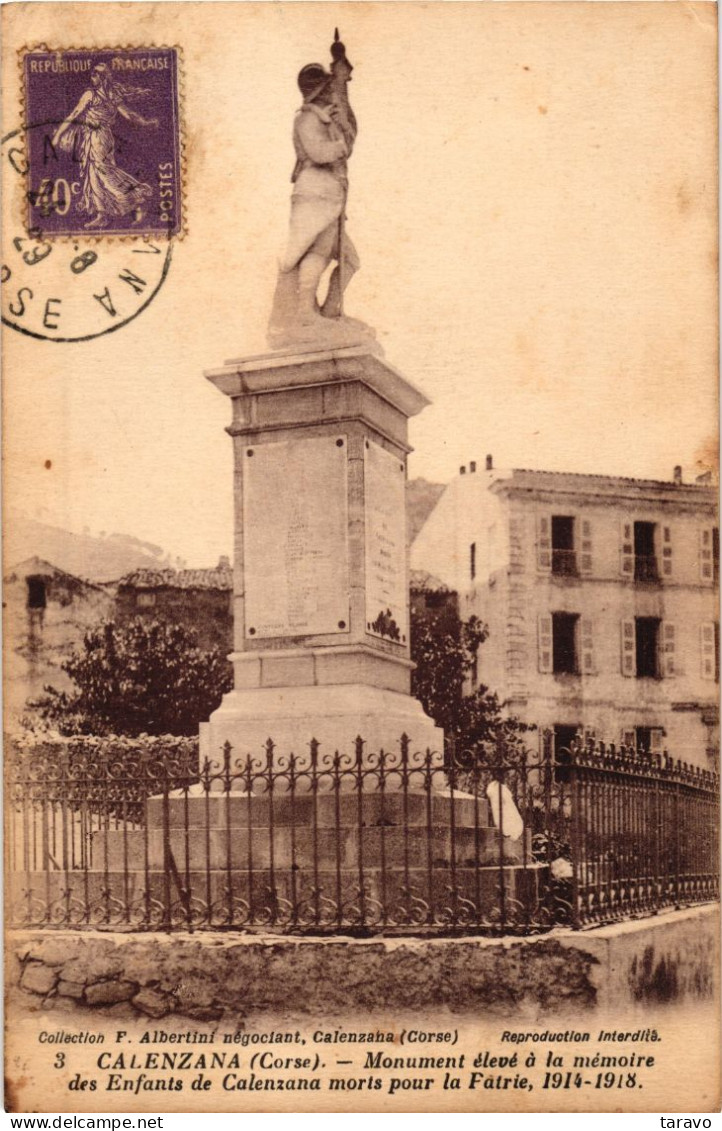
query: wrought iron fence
6 732 719 935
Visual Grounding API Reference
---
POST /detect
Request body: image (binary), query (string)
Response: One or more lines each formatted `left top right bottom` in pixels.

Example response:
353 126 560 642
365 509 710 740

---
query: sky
3 2 718 566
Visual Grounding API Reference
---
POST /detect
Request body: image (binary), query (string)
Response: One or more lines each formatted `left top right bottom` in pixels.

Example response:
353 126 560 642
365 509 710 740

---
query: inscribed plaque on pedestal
364 439 408 644
243 436 349 638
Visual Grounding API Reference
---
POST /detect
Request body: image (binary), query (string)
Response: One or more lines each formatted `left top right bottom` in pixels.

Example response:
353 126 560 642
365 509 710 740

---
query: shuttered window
621 619 635 675
537 515 552 573
538 614 553 672
701 622 716 680
661 622 676 677
661 526 673 578
580 617 594 674
620 521 634 577
579 519 593 575
700 527 714 582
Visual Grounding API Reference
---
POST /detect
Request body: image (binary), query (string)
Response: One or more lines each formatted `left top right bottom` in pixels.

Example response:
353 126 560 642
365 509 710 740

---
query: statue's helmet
297 63 331 102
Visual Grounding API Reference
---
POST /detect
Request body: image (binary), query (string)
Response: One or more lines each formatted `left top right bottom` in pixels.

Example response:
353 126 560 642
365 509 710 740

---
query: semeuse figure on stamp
267 33 375 349
51 64 159 230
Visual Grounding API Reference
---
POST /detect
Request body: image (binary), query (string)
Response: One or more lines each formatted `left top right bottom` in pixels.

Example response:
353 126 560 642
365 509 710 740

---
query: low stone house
115 559 233 652
3 557 114 721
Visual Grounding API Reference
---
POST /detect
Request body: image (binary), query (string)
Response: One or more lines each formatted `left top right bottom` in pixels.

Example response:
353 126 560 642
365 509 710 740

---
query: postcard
2 1 719 1116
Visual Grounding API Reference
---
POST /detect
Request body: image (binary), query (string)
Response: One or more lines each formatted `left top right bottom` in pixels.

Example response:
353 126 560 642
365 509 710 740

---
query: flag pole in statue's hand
329 28 353 318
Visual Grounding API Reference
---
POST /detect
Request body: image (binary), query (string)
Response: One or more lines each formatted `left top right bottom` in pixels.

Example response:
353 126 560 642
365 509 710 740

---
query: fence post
569 747 581 930
673 774 681 910
652 766 661 913
161 764 172 932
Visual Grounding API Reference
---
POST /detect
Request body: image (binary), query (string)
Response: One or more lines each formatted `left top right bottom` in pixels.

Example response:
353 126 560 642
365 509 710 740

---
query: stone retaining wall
7 904 718 1022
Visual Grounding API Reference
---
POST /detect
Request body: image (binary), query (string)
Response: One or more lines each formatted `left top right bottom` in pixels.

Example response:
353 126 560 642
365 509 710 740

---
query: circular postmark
2 123 173 342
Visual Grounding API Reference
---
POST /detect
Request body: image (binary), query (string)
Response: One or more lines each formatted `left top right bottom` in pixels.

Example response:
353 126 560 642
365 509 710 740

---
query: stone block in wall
175 978 217 1012
20 939 74 967
132 988 172 1018
85 980 138 1006
57 980 85 1000
20 962 57 996
61 954 123 986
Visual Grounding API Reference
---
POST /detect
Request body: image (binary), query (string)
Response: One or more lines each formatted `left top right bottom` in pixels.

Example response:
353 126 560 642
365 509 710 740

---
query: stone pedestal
200 343 444 772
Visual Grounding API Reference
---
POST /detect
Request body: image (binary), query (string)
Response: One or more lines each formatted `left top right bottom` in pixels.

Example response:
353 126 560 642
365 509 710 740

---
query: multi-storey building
410 459 719 768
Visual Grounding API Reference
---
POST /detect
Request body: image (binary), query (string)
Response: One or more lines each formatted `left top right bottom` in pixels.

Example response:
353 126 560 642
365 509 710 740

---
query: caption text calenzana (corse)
37 1025 665 1097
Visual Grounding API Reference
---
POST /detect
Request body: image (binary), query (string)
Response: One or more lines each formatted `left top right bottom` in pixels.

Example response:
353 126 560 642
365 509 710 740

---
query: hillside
3 513 184 583
5 478 445 582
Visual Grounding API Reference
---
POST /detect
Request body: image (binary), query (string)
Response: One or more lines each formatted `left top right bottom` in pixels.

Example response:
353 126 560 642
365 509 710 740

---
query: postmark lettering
2 123 173 341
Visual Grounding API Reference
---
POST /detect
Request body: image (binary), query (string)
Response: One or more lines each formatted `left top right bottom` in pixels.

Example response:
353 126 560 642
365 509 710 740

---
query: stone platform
92 790 528 873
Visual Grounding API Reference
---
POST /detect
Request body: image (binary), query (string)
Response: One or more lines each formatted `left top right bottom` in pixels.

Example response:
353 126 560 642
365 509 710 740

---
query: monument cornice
224 411 414 454
204 344 431 421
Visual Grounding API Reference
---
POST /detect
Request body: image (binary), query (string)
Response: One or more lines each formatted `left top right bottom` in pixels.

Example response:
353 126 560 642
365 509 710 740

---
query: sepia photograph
1 1 719 1116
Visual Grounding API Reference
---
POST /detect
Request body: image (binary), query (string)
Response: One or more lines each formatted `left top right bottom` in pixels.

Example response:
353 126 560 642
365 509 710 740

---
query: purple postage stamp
21 46 183 238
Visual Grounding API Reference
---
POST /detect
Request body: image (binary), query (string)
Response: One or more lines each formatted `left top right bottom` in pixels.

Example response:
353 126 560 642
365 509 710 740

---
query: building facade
2 557 114 722
115 560 233 652
410 461 719 768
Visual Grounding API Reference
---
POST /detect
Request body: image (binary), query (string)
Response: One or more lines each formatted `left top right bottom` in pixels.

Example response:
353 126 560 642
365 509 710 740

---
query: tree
410 593 532 761
29 619 233 737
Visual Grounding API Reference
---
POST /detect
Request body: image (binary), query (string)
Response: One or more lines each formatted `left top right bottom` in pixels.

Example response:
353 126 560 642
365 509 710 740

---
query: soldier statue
267 32 375 349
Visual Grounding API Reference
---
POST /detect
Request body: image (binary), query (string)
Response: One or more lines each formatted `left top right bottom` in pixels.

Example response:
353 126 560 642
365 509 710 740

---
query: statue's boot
282 273 367 347
296 311 370 348
269 257 377 350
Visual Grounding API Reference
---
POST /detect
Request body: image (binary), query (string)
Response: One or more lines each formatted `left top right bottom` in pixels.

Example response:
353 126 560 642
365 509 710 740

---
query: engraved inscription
364 439 408 644
243 436 349 638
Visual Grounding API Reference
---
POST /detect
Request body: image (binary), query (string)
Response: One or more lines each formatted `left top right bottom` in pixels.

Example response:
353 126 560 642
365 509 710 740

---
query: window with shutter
701 622 716 679
620 521 634 577
537 515 552 573
649 727 665 754
579 519 593 575
621 619 635 676
580 617 594 674
621 728 636 749
538 614 553 672
550 515 577 576
662 622 676 677
661 526 672 578
699 527 713 582
635 726 664 754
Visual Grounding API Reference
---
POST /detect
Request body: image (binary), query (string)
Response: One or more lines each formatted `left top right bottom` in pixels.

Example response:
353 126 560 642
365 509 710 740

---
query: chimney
673 466 682 485
485 454 493 471
469 460 477 473
459 465 466 475
218 555 231 569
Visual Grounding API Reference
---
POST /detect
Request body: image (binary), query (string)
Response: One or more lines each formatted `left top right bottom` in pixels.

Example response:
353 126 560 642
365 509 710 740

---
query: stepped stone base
92 790 527 872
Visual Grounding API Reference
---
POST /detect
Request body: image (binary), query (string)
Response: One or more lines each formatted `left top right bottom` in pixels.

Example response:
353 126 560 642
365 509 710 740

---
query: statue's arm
51 90 92 146
118 105 159 128
296 111 347 166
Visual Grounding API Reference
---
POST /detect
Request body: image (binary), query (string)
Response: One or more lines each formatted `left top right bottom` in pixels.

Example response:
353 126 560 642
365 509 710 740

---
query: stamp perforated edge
16 42 187 243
